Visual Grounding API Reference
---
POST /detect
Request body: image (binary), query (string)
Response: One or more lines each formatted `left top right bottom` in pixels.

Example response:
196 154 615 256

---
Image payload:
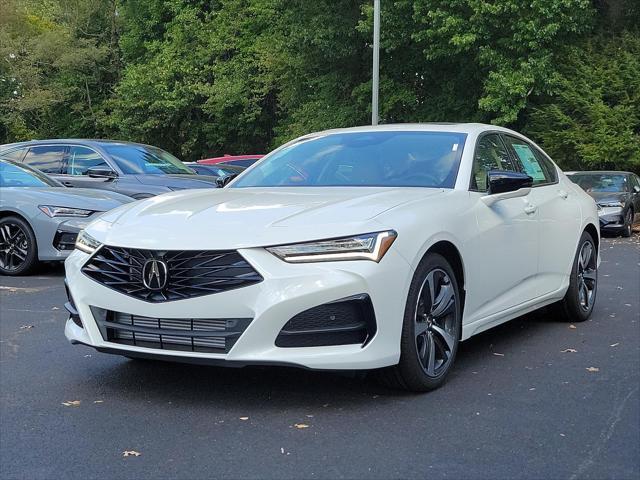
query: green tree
525 33 640 172
0 0 119 143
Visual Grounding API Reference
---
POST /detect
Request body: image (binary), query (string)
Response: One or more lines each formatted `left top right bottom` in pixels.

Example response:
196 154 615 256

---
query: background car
0 159 131 275
64 124 600 392
0 140 219 199
184 162 245 178
197 154 263 168
566 171 640 237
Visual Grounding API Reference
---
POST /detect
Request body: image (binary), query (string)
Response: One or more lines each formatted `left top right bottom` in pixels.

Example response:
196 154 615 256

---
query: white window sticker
512 144 546 182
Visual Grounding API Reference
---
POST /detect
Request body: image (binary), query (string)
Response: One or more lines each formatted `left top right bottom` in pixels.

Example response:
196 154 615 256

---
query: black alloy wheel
622 209 633 238
553 230 597 322
0 217 38 276
377 253 461 392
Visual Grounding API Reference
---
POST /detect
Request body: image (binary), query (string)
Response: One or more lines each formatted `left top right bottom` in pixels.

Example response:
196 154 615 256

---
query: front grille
82 246 262 302
54 231 78 251
275 294 377 348
92 308 252 353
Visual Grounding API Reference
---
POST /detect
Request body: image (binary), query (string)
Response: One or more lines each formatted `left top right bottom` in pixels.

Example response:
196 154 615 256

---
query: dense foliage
0 0 638 172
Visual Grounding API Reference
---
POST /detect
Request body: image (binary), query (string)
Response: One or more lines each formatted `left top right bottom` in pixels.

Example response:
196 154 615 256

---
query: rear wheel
622 209 633 238
0 216 38 276
552 231 597 322
377 253 461 392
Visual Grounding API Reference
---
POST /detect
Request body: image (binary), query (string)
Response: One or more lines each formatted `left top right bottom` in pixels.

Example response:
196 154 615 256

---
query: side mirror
215 174 238 188
633 185 640 194
481 170 533 206
86 165 117 179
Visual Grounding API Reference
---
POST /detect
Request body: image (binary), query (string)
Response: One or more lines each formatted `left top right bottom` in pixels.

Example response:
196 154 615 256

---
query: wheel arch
425 240 466 329
583 222 599 252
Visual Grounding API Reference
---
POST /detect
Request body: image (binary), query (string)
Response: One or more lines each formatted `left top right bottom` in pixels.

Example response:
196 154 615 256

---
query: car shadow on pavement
86 309 557 408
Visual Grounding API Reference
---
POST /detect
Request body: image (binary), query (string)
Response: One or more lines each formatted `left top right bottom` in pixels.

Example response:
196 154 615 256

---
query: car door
502 135 581 296
464 133 540 324
21 145 67 178
630 174 640 223
61 145 117 191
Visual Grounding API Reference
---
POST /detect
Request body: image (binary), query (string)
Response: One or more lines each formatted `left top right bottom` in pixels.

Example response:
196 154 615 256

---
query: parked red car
197 154 263 168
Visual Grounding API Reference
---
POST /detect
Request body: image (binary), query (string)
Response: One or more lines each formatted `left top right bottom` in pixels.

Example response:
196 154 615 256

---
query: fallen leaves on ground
93 400 104 404
492 352 504 356
62 400 81 407
239 417 249 421
586 367 600 373
610 343 620 347
122 450 141 457
294 423 310 429
20 325 34 330
569 325 577 329
561 348 577 353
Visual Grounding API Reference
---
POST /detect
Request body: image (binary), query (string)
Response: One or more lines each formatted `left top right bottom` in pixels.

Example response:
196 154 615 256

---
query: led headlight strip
266 230 397 263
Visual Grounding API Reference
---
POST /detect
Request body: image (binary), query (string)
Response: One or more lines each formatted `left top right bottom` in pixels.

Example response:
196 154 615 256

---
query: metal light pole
371 0 380 125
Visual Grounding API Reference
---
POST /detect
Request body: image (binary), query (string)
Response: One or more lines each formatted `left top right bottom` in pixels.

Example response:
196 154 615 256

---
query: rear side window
502 136 554 186
222 159 258 168
66 146 109 175
23 145 66 174
471 134 517 192
0 148 28 162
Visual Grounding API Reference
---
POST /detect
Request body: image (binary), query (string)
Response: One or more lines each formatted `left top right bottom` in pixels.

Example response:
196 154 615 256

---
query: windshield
102 144 195 175
0 160 60 187
568 173 629 193
232 131 467 188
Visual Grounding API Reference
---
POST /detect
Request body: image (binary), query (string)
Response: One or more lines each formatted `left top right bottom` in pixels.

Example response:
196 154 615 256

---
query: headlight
39 205 94 217
598 201 624 208
75 230 101 254
266 231 397 263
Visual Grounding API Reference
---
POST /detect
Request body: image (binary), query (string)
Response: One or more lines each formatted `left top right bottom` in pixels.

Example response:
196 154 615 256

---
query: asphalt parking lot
1 235 638 480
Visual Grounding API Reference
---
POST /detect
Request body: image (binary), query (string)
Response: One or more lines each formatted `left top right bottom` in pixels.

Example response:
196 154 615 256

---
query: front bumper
598 207 625 232
64 247 411 370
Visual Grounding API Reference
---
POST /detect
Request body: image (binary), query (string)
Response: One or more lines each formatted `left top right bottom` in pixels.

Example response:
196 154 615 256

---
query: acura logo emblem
142 258 168 291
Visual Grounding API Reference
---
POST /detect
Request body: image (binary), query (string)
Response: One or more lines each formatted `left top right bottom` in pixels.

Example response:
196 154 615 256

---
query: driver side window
471 134 517 192
66 146 109 175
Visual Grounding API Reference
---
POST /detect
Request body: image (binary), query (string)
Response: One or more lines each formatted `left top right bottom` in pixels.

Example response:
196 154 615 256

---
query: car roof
565 171 635 176
297 123 517 138
0 139 161 151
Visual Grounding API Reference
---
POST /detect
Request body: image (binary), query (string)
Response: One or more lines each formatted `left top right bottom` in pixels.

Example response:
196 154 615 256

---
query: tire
377 253 462 392
552 231 597 322
0 216 38 276
622 209 633 238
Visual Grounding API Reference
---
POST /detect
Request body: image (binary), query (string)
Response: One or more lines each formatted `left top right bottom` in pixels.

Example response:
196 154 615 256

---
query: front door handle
62 181 74 187
524 203 538 215
558 190 568 199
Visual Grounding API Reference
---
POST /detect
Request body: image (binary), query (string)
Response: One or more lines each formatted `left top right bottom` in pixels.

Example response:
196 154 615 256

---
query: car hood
5 187 132 211
89 187 444 249
133 174 218 189
589 192 628 204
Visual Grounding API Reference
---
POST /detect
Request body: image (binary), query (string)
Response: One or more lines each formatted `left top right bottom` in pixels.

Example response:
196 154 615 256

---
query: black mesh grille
92 308 251 354
276 295 376 348
82 246 262 302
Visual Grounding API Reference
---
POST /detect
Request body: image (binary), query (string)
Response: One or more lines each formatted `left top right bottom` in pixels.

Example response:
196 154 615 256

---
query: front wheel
377 253 461 392
553 231 597 322
622 209 633 238
0 216 38 276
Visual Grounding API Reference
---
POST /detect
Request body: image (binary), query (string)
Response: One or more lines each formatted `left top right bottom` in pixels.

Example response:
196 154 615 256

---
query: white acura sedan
64 124 599 391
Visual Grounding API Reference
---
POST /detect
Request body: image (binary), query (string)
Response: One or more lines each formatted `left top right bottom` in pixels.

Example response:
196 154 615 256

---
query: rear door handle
524 203 538 215
558 190 568 199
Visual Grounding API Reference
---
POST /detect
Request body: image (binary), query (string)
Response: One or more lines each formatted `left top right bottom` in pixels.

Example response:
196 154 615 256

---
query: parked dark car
197 154 263 168
184 162 245 178
0 140 219 199
566 171 640 237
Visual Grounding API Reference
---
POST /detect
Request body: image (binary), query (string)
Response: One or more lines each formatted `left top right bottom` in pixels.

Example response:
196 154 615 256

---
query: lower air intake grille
82 246 263 303
92 308 251 353
275 294 376 348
